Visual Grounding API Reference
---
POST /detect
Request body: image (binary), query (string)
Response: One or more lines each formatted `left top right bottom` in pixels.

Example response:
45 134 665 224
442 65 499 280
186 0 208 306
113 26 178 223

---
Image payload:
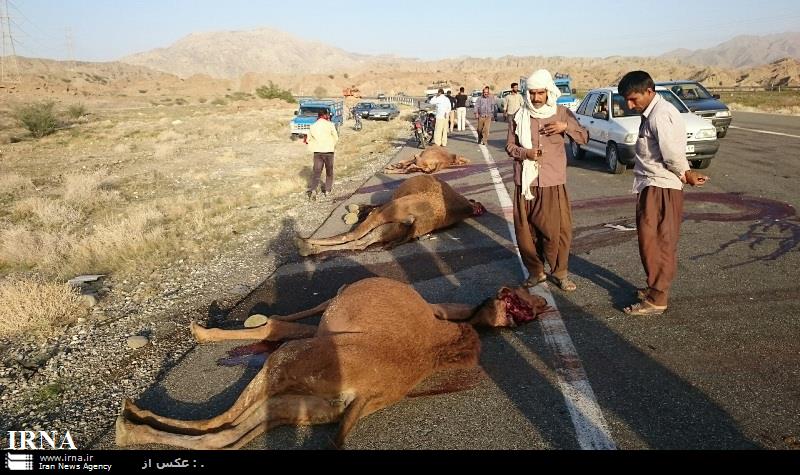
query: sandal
550 275 577 292
635 287 650 301
623 300 667 316
522 273 547 288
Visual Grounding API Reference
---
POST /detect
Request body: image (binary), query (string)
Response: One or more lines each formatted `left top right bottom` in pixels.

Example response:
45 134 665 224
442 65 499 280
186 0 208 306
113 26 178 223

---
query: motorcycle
412 109 435 149
351 107 363 131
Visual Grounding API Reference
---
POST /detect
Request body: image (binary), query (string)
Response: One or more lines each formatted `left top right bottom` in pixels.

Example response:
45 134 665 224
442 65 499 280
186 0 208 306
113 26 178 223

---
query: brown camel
296 174 485 256
383 146 470 174
115 277 549 449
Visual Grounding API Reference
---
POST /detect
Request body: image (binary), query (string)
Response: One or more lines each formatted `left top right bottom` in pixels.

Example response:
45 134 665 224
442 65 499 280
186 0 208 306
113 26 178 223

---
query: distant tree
343 73 349 79
313 86 328 98
14 102 59 138
255 81 296 103
328 74 335 80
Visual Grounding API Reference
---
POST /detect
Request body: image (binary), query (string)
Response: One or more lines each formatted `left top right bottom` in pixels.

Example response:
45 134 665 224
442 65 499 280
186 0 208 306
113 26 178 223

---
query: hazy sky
6 0 800 61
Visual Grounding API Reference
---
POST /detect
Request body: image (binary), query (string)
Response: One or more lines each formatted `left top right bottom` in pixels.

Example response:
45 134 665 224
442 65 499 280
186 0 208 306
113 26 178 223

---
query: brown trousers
637 186 684 306
513 184 573 279
309 152 334 193
477 117 492 144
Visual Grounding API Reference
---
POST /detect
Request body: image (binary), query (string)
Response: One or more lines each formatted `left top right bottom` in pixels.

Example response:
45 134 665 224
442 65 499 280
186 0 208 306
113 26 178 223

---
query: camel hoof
343 212 359 225
115 415 134 447
294 236 314 257
190 321 209 342
346 203 360 213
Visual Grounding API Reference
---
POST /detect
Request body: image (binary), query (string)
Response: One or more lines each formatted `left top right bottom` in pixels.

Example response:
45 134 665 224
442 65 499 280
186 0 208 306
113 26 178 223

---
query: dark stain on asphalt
572 192 799 266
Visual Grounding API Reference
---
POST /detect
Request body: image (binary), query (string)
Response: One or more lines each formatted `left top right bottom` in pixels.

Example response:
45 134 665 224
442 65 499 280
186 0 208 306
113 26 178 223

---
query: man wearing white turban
506 69 588 291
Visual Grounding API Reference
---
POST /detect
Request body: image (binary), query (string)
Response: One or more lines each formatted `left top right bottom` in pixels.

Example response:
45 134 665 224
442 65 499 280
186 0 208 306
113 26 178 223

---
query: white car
468 90 482 108
569 86 720 173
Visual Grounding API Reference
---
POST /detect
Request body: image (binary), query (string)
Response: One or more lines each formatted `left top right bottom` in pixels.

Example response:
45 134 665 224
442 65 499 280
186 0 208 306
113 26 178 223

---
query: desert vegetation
0 96 412 339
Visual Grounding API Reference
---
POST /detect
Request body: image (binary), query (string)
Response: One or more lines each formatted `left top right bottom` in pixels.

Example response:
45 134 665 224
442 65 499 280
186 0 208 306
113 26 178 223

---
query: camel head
469 199 486 217
470 287 550 327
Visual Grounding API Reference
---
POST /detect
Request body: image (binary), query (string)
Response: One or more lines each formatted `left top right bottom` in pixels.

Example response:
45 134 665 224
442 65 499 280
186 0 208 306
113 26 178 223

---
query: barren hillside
661 32 800 68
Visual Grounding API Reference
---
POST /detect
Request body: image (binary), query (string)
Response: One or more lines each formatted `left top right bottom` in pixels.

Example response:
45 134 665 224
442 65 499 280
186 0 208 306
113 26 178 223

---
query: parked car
367 102 400 121
656 81 732 138
569 86 719 173
377 92 386 100
352 102 377 118
469 90 482 107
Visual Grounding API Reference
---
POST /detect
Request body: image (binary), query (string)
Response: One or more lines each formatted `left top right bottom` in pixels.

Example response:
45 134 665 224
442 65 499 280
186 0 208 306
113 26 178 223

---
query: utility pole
65 27 75 71
0 0 21 83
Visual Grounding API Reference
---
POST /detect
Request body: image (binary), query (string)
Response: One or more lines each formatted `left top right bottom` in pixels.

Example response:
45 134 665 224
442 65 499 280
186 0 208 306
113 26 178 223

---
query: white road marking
729 125 800 139
466 120 616 450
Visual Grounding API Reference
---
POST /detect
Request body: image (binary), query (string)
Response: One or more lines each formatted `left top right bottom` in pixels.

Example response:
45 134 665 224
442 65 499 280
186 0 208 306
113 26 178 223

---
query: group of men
305 68 708 315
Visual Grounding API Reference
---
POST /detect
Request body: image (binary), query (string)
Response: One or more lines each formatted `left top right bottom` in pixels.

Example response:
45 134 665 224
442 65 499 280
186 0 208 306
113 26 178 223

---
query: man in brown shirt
618 70 709 316
506 69 588 291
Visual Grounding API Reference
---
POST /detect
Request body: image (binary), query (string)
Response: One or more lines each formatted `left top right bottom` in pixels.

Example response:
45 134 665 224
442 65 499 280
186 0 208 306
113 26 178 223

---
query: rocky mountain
660 32 800 68
120 27 399 78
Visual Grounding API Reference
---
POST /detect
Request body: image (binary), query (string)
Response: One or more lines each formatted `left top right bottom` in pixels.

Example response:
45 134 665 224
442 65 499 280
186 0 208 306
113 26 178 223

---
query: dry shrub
71 208 166 273
12 197 82 227
153 143 177 159
157 130 183 142
0 173 34 194
0 275 87 338
0 224 68 270
62 169 119 207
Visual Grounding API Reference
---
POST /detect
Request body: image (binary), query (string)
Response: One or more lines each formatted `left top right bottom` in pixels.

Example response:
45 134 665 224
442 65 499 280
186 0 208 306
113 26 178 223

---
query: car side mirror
592 112 608 120
571 88 577 94
713 94 720 99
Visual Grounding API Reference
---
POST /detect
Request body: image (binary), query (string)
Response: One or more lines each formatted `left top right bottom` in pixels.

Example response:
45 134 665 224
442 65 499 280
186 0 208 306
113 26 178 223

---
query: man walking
474 86 497 145
618 70 708 316
503 82 523 122
306 110 339 201
506 69 588 291
454 87 468 131
429 88 452 146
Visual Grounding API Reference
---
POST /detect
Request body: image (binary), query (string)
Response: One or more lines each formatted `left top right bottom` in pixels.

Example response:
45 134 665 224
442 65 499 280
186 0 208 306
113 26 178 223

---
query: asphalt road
105 110 800 450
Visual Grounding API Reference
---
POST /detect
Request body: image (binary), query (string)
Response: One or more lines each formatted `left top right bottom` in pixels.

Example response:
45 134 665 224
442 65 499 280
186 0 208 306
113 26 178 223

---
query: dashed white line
466 120 616 450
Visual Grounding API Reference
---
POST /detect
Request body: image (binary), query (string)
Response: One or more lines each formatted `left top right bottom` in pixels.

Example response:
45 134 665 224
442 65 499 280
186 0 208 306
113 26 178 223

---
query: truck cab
553 73 579 111
290 99 344 140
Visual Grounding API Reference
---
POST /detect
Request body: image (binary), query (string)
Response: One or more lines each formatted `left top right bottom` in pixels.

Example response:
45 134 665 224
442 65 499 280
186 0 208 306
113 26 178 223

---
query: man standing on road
503 82 523 123
429 88 452 146
506 69 588 291
306 110 339 201
474 86 497 145
618 70 709 316
455 87 468 131
446 90 457 133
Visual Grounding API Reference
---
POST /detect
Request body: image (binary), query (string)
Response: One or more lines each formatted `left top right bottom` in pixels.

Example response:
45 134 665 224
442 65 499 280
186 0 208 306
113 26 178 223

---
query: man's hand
540 121 567 136
683 170 709 186
524 148 542 161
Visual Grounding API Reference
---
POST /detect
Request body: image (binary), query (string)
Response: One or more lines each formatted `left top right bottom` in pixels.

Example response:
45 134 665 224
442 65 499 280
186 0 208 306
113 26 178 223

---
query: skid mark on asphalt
466 120 616 449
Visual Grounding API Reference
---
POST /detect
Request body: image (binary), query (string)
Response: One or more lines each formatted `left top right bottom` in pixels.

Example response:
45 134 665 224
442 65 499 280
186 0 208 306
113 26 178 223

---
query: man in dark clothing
454 87 468 131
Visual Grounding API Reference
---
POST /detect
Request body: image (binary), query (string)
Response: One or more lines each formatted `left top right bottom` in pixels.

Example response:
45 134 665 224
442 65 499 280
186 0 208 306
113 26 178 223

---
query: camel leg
298 223 409 255
334 394 402 448
116 395 346 449
191 319 317 343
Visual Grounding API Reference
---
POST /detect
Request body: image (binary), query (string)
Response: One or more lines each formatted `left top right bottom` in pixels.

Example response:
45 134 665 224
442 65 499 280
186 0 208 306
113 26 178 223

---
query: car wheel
569 137 585 160
717 129 727 138
691 158 711 169
606 142 625 174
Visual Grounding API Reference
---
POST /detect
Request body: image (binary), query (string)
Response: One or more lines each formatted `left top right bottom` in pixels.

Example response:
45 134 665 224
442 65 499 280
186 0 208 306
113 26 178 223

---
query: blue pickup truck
290 99 344 140
554 73 579 111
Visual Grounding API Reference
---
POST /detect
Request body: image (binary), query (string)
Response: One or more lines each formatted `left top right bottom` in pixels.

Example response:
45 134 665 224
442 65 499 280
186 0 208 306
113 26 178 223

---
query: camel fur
296 174 485 256
383 146 470 174
115 277 549 449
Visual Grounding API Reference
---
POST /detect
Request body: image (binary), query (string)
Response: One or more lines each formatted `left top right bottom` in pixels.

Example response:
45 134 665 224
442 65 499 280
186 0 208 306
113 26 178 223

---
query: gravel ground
0 147 399 449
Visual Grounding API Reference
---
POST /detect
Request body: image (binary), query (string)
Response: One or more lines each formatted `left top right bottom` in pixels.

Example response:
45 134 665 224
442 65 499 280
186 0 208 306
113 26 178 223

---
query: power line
1 0 21 82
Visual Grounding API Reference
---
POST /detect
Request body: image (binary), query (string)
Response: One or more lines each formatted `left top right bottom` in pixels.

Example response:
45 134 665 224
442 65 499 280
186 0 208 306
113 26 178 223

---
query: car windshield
610 91 689 117
557 84 571 95
377 104 392 109
472 92 482 97
669 83 714 101
299 107 328 117
356 103 372 108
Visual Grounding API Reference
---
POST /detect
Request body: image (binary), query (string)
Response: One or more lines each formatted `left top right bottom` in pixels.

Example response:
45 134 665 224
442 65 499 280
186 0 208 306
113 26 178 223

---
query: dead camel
383 145 470 174
296 174 485 256
115 277 549 449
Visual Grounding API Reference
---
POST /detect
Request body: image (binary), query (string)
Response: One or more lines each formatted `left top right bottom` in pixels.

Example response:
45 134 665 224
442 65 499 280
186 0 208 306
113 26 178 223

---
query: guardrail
707 86 800 93
379 96 417 106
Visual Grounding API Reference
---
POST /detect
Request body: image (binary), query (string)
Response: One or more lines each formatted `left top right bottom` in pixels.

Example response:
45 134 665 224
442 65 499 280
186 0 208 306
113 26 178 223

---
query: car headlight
695 128 717 139
624 133 637 144
715 110 731 118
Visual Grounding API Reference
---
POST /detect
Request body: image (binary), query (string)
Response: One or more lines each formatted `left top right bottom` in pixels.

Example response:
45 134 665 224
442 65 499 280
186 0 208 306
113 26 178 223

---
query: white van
570 86 719 174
